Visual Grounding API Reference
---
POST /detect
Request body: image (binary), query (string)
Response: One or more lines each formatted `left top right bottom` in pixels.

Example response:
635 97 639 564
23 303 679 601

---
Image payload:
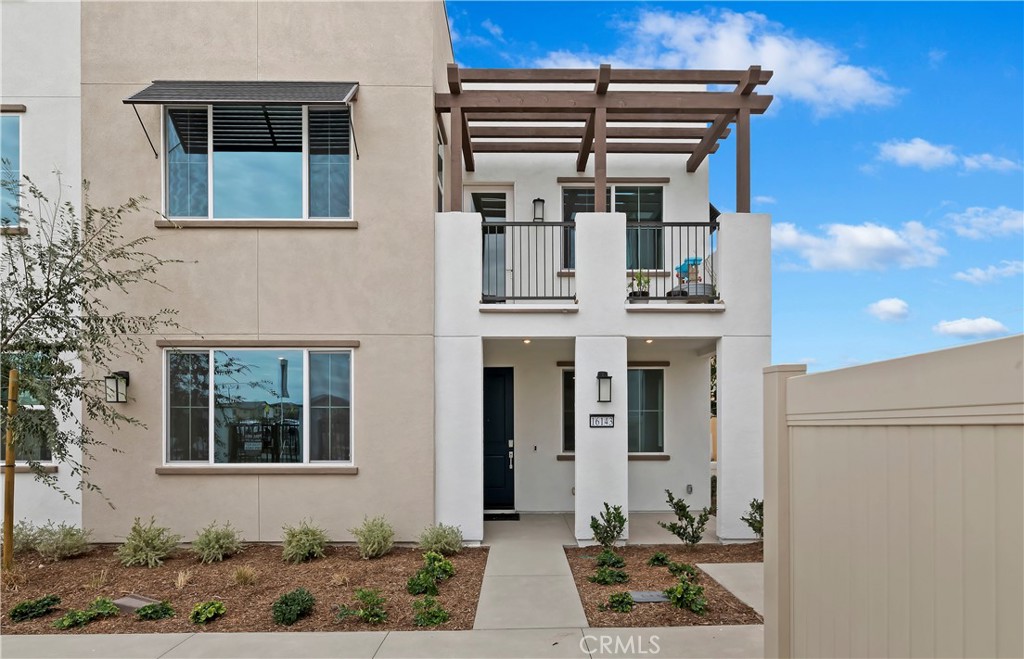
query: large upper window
1 114 21 227
561 186 664 269
166 348 353 464
165 105 351 220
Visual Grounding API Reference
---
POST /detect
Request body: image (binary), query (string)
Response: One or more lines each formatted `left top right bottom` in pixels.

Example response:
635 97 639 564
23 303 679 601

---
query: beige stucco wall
764 336 1024 658
80 1 453 541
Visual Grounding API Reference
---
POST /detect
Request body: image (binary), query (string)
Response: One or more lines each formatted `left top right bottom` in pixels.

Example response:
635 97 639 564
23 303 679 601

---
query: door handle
508 450 514 470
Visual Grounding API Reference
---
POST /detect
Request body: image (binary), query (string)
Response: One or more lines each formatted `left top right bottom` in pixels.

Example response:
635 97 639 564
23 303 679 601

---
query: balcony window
561 186 663 269
1 114 21 227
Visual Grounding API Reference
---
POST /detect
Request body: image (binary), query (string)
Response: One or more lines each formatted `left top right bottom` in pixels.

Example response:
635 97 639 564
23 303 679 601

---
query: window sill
624 302 725 313
556 453 669 462
479 303 578 313
4 465 59 474
154 219 359 230
1 226 28 236
156 466 358 475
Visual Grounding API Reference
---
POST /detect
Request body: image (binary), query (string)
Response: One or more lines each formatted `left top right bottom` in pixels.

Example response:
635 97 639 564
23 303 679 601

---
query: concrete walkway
697 563 764 616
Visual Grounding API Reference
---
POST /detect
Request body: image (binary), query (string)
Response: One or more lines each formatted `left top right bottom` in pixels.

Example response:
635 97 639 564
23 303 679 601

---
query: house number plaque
589 414 615 428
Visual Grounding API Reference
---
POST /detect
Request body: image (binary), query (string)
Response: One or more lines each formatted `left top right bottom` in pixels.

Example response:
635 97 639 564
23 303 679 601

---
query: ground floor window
562 370 575 451
562 367 664 453
0 353 55 462
166 348 352 464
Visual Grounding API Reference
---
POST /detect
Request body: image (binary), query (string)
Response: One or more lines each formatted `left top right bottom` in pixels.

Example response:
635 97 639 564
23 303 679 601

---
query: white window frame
1 112 23 228
161 347 355 467
161 104 355 222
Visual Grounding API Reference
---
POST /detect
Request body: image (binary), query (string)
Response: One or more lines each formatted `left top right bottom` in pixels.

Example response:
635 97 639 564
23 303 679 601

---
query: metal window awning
123 80 359 106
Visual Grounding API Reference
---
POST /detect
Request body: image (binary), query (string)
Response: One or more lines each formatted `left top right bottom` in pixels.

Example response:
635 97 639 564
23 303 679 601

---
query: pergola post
450 106 463 212
594 107 607 212
735 108 750 214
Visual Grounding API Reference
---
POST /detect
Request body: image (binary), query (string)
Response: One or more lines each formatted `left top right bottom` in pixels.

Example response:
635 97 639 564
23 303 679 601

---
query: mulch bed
565 543 763 628
1 544 488 634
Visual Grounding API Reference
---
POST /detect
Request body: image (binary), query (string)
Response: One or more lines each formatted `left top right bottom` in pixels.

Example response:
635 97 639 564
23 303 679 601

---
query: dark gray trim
156 339 360 348
156 466 358 475
124 81 359 105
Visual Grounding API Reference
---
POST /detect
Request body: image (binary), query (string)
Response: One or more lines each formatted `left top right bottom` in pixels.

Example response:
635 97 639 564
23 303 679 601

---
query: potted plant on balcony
627 270 651 303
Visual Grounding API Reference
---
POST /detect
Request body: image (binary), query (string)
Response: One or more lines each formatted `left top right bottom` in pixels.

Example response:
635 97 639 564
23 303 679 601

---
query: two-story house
4 0 771 545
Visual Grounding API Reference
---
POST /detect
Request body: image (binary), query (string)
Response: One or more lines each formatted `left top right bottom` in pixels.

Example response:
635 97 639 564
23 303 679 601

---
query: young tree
1 172 180 567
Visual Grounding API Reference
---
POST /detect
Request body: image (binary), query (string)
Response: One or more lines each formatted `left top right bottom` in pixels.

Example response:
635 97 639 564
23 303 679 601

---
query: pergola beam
456 67 774 86
595 64 611 94
436 91 773 114
686 112 734 172
447 63 462 94
470 125 727 139
461 110 475 172
594 107 607 211
466 112 727 123
577 112 595 172
473 141 716 154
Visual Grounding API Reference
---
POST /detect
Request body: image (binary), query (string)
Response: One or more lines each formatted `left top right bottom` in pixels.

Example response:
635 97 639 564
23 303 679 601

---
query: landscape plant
12 521 39 555
595 547 625 568
272 588 315 626
233 565 257 586
115 517 182 567
8 594 60 622
741 498 764 538
336 588 388 624
422 551 455 581
657 490 711 545
417 523 463 555
647 551 670 567
412 595 449 626
589 502 627 548
668 561 698 580
281 519 328 564
602 591 635 613
192 521 243 564
349 515 394 559
664 577 707 614
34 522 91 561
189 600 226 625
135 601 174 621
406 570 439 596
52 597 119 629
589 566 629 585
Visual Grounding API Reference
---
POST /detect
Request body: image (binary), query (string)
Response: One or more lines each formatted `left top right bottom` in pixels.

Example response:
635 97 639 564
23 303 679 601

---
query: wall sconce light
105 371 129 403
597 371 612 403
533 198 545 222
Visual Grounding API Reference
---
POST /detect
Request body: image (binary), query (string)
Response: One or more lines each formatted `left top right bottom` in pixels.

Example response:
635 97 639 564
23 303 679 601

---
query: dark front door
483 367 514 510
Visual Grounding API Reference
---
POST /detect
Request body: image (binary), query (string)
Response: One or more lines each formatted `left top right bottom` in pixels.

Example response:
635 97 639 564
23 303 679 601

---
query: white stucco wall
0 0 83 528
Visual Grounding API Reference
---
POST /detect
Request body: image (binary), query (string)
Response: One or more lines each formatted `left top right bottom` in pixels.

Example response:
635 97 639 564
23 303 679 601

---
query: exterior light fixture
597 371 612 403
523 338 532 344
104 371 129 403
533 198 545 222
645 339 654 344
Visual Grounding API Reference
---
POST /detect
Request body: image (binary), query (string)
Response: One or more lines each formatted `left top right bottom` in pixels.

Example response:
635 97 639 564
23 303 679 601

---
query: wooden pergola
436 64 773 214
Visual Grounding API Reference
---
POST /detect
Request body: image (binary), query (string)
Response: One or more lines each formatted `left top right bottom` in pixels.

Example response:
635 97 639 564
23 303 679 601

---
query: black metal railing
482 221 576 302
625 221 719 301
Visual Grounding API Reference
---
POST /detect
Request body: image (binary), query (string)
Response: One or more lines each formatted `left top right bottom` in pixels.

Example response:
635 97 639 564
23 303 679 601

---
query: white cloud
927 49 947 68
961 153 1022 172
772 221 945 270
534 8 900 115
877 138 957 170
754 195 777 205
947 206 1024 239
481 19 505 41
932 317 1009 339
866 298 909 321
953 260 1024 285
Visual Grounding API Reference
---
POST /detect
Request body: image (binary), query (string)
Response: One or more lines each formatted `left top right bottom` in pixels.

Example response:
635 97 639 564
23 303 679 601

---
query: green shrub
668 561 698 580
589 503 627 548
664 578 707 614
35 522 91 562
9 594 60 622
336 588 387 624
589 566 629 585
647 551 670 567
349 515 394 559
423 551 455 581
136 601 175 621
742 498 764 538
189 600 226 625
412 595 449 626
417 523 463 555
116 517 182 567
12 520 39 555
281 519 329 564
602 591 635 613
657 490 711 545
192 521 243 564
595 548 625 568
272 588 315 626
52 597 119 629
406 569 439 596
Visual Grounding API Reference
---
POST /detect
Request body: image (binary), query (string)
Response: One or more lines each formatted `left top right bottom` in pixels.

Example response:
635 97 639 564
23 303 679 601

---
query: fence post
763 364 805 658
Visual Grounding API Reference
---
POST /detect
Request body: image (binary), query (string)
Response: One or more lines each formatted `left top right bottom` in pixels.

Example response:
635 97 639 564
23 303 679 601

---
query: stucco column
716 334 771 541
763 364 806 659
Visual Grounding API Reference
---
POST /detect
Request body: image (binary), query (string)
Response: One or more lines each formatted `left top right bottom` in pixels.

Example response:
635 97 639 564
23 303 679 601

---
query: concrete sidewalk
0 626 764 658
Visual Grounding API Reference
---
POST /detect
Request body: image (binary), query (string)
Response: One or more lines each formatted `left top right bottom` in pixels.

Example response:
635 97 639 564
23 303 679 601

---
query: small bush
406 569 439 596
423 551 455 581
52 597 119 629
412 595 449 627
602 591 635 613
589 566 629 585
233 565 257 586
189 600 226 625
34 522 91 562
657 490 711 545
281 519 329 564
589 503 627 549
647 551 670 567
595 548 625 568
668 562 698 580
12 521 39 555
664 578 707 614
418 523 463 555
116 517 182 568
742 498 764 538
136 601 175 621
272 588 315 626
336 588 387 624
192 521 243 564
349 515 394 559
175 569 193 590
9 594 60 622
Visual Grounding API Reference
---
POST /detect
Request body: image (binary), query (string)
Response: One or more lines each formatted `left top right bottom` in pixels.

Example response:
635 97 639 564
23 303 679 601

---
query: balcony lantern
533 198 545 222
596 371 612 403
104 371 130 403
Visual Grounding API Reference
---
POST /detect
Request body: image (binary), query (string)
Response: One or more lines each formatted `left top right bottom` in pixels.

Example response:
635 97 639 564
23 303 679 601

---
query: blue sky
447 1 1024 371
